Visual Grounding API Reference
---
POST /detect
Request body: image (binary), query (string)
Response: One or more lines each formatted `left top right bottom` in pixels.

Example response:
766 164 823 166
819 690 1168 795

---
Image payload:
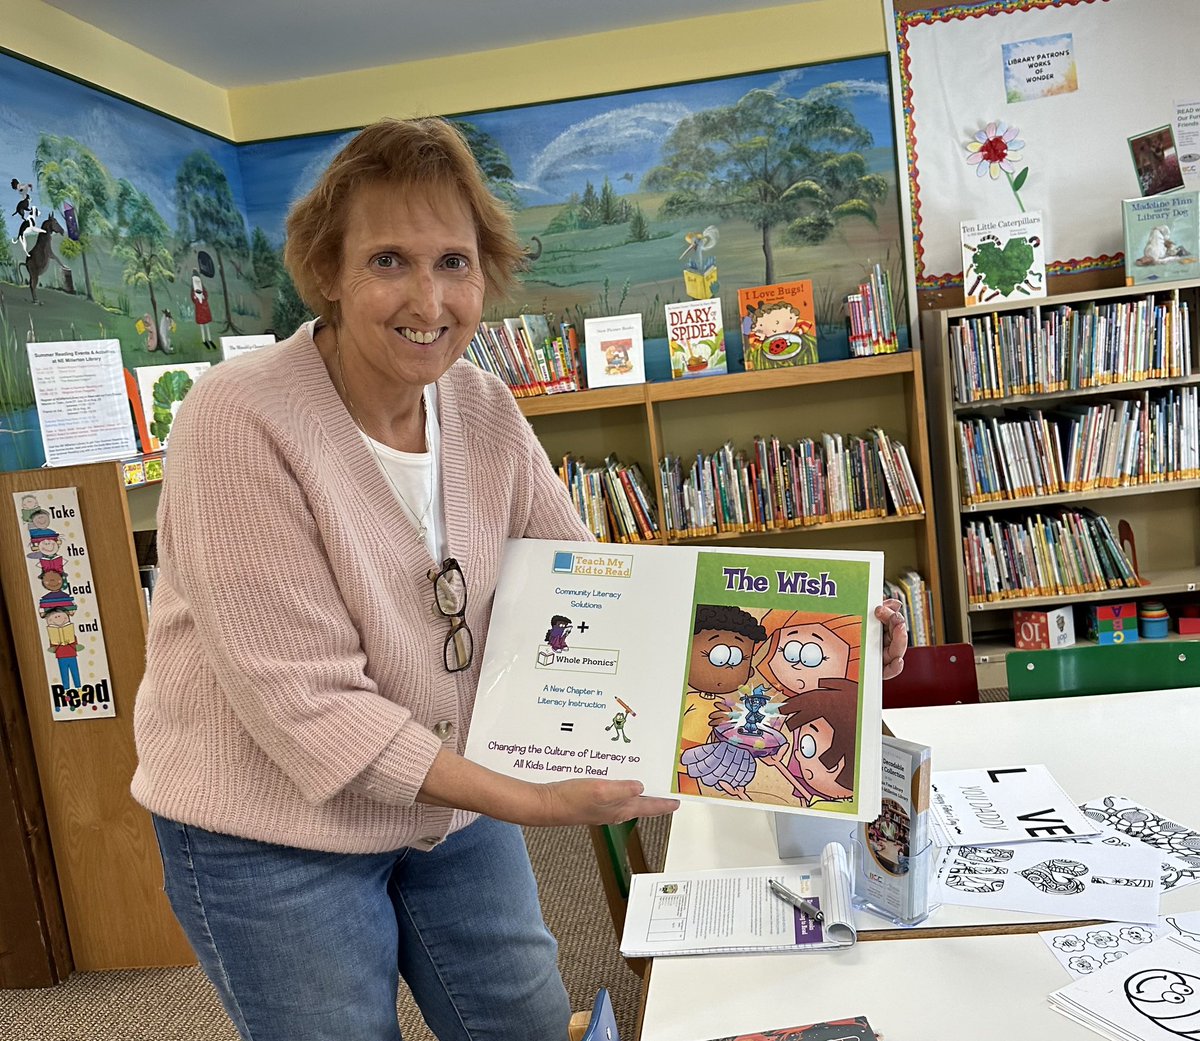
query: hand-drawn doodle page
1040 912 1200 980
1079 796 1200 892
1049 936 1200 1039
935 839 1162 922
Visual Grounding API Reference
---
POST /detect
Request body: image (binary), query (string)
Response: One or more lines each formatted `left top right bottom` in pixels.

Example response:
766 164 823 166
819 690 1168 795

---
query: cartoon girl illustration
191 269 216 350
743 299 818 367
756 610 863 805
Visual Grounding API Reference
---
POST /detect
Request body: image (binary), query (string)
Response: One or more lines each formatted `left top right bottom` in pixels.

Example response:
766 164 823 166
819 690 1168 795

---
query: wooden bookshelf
518 352 944 642
922 276 1200 658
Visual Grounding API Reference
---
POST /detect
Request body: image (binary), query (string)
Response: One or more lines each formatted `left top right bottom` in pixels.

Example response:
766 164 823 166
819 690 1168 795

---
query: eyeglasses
428 558 473 673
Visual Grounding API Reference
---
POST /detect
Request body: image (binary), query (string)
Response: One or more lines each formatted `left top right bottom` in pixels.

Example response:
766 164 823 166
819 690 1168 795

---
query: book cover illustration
960 212 1046 305
1123 190 1200 285
133 361 211 451
664 298 727 379
700 1016 877 1041
466 539 883 820
582 313 646 388
736 280 818 370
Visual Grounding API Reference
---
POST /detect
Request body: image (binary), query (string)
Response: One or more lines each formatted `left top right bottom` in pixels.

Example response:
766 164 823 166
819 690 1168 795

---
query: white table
638 689 1200 1041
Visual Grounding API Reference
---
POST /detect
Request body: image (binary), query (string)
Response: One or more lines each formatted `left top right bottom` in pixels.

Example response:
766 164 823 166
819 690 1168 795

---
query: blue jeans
152 814 570 1041
57 655 80 690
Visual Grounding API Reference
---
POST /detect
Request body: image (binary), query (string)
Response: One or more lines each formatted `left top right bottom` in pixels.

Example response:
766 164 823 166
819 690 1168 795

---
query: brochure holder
849 833 940 928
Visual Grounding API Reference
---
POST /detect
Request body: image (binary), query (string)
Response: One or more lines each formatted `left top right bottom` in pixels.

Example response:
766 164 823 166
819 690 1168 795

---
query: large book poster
467 539 883 819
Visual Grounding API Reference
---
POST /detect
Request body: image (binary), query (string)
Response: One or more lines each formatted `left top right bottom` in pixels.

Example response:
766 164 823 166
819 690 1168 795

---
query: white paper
930 764 1099 846
935 839 1162 923
1079 796 1200 893
27 339 136 466
1176 99 1200 186
620 848 855 958
466 539 884 819
219 334 275 360
1050 936 1200 1041
1040 913 1200 979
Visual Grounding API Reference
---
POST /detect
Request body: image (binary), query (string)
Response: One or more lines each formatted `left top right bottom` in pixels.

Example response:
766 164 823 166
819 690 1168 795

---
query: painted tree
272 269 309 336
644 86 888 285
251 227 282 289
175 151 249 333
113 180 175 325
451 120 519 205
33 134 114 300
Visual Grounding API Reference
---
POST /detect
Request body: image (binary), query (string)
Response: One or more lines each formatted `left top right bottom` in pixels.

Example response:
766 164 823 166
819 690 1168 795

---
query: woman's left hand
876 598 908 681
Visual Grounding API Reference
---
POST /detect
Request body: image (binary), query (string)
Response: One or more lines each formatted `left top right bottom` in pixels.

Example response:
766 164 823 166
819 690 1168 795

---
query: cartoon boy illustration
19 494 40 524
38 567 67 594
28 528 64 574
545 615 572 652
777 681 860 809
744 299 818 367
43 605 80 691
26 507 51 530
677 605 767 798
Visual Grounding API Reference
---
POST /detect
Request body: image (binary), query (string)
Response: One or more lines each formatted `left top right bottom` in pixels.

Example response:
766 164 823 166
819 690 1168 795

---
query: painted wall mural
0 49 906 473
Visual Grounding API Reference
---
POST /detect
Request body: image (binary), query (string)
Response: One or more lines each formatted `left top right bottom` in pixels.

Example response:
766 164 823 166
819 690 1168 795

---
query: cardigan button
433 720 454 740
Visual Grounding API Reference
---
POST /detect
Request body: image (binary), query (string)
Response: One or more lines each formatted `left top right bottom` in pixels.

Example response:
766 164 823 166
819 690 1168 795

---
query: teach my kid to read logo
552 550 633 579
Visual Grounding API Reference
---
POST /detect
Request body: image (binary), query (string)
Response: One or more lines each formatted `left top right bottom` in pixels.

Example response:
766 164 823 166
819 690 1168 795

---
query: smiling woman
130 116 679 1041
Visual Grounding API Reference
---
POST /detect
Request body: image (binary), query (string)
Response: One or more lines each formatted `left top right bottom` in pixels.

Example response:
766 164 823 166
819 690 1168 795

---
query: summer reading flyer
466 540 884 819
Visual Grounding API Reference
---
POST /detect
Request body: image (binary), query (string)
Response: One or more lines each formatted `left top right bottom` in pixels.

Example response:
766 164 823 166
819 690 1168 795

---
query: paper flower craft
965 121 1029 212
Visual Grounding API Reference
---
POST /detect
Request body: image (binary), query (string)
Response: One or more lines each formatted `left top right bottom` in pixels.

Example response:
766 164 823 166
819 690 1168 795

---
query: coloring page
1078 796 1200 892
930 765 1100 846
1041 912 1200 979
1049 936 1200 1039
935 839 1162 922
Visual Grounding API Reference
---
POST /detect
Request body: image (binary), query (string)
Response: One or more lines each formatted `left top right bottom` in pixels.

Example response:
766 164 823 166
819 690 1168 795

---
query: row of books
957 387 1200 504
962 508 1139 604
657 428 923 539
845 264 900 357
558 454 659 543
949 295 1193 404
466 315 582 397
883 570 934 647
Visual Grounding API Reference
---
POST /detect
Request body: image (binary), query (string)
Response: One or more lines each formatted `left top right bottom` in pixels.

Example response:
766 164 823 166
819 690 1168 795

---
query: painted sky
0 52 244 238
239 55 895 243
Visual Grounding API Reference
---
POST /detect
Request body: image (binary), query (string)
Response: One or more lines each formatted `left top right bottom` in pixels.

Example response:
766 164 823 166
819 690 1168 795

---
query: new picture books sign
11 486 115 720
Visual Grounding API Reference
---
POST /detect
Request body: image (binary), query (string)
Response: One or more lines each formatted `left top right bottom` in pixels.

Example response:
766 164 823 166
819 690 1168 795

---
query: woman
132 117 678 1041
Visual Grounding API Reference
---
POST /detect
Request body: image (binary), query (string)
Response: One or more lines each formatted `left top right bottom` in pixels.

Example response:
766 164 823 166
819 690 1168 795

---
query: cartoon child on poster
743 299 818 367
676 606 864 808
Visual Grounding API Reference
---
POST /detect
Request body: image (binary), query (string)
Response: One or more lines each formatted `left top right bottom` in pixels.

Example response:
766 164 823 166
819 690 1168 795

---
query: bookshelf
518 351 945 643
922 277 1200 661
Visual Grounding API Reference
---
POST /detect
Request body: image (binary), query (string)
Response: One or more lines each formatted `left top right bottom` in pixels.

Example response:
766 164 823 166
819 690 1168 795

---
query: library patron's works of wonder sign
0 48 907 472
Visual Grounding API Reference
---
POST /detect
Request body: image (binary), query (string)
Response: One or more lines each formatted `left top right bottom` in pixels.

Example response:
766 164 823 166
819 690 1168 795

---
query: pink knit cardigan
131 325 589 853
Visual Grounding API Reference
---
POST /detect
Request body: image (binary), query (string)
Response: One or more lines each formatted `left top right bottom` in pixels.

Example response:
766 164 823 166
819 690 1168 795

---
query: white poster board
890 0 1200 284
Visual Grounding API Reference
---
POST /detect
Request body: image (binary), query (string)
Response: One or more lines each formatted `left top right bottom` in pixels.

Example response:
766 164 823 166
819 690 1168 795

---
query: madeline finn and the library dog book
466 539 884 819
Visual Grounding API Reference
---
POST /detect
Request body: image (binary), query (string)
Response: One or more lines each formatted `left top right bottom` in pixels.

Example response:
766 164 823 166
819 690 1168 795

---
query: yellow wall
2 0 232 137
229 0 886 140
4 0 885 142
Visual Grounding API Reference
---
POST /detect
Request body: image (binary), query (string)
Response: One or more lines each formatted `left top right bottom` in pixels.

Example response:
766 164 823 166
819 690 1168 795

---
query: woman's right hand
534 778 679 827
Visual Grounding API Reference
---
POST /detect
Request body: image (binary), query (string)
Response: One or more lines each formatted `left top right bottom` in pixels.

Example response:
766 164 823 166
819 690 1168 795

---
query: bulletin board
889 0 1200 289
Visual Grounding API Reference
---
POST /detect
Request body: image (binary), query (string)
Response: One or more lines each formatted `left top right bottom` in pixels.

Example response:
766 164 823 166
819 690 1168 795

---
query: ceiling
45 0 773 89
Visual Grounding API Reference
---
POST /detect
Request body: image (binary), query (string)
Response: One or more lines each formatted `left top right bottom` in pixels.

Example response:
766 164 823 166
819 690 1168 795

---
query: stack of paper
1049 936 1200 1040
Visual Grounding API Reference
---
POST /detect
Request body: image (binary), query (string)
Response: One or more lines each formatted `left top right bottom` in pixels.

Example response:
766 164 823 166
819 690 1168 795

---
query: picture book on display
774 734 933 924
960 211 1046 305
465 539 884 819
620 844 856 958
1123 190 1200 285
664 297 727 378
695 1016 877 1041
736 280 818 369
582 313 645 388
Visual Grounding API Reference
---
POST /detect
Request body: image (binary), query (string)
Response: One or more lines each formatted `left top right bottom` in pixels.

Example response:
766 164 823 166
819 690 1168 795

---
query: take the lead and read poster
467 540 883 819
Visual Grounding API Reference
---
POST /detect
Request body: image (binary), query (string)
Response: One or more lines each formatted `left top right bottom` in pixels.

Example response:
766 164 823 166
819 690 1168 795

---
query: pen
769 878 825 922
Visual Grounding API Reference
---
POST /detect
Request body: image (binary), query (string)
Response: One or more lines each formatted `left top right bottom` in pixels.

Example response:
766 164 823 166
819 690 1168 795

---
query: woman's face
767 623 851 695
325 180 485 399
